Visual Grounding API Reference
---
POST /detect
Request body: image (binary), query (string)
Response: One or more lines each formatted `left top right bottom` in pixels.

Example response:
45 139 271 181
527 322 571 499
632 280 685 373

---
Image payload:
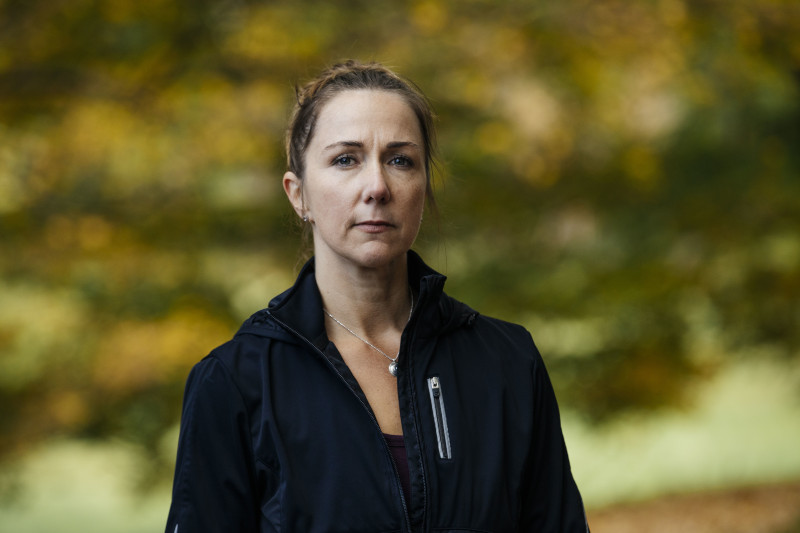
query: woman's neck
315 254 412 337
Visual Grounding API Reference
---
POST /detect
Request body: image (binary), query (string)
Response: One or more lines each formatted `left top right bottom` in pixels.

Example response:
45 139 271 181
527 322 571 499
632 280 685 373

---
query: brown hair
285 60 438 209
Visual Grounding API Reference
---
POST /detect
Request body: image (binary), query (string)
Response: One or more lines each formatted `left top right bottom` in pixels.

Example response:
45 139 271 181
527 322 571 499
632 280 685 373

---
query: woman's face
284 89 427 271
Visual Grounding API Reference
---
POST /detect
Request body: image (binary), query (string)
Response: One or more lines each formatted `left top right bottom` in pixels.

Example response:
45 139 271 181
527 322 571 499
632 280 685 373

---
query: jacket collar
252 250 475 348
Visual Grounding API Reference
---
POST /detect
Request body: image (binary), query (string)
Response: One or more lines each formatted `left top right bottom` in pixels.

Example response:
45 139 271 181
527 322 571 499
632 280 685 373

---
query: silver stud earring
302 215 309 223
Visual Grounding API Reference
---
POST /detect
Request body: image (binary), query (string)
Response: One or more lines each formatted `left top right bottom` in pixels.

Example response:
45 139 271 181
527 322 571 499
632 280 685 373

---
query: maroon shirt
383 433 411 505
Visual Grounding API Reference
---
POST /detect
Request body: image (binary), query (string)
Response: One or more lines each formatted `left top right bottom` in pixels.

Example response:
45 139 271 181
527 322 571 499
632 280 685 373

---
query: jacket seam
206 353 260 471
175 369 200 526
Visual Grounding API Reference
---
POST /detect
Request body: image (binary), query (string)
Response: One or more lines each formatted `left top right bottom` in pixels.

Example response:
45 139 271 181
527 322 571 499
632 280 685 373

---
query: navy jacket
166 252 589 532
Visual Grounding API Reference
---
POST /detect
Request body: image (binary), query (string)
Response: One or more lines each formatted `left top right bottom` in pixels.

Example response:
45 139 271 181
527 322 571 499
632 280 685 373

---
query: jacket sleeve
165 355 259 533
520 348 589 532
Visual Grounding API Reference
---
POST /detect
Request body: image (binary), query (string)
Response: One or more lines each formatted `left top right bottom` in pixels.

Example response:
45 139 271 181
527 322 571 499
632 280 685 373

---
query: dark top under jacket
165 251 589 532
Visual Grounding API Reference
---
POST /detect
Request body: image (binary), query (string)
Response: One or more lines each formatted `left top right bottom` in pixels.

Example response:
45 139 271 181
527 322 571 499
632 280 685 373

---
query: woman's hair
285 60 438 206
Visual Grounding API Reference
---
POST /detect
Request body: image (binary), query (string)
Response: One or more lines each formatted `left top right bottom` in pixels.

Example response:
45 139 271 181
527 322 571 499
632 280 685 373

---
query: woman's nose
362 161 391 203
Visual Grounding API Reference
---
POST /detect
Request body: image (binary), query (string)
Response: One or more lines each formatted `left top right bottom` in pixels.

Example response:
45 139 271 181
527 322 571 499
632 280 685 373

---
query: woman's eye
389 155 413 167
333 155 356 167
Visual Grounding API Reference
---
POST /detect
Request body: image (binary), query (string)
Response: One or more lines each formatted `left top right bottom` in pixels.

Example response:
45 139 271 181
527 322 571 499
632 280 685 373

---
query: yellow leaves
481 76 574 187
59 101 132 164
0 149 27 214
223 6 326 63
623 145 660 188
45 215 114 252
0 128 51 214
581 60 686 148
411 0 448 34
439 71 575 190
658 0 687 29
491 27 529 65
0 284 89 392
474 121 513 157
439 68 492 108
92 309 232 394
27 81 277 204
48 390 90 429
513 154 556 188
758 233 800 274
500 78 563 142
225 9 291 61
625 86 685 141
524 314 609 359
75 216 115 251
51 100 170 195
98 0 175 24
238 81 287 128
156 79 281 181
732 6 762 52
0 324 14 358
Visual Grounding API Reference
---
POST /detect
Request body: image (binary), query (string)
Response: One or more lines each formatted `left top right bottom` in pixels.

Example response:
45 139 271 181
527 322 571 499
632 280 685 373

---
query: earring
302 215 309 223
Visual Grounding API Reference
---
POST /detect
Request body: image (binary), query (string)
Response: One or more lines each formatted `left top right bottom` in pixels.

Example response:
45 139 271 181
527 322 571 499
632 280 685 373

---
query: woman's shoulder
183 335 277 417
207 307 304 355
445 295 533 344
442 296 542 365
473 312 532 336
185 310 291 388
207 301 320 361
187 338 258 391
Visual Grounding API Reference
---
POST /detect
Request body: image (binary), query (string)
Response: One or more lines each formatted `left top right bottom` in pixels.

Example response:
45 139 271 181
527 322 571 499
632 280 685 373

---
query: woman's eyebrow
387 141 420 149
322 140 420 151
323 140 363 151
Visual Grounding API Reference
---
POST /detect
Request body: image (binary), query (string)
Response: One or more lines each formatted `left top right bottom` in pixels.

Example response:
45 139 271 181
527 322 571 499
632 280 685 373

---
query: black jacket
165 252 589 532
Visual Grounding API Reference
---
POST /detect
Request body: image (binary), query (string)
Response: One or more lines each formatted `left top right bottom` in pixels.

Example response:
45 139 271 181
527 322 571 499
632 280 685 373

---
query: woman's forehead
311 90 423 148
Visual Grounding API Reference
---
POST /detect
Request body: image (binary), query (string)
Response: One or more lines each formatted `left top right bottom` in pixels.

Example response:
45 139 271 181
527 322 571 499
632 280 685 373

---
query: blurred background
1 0 799 531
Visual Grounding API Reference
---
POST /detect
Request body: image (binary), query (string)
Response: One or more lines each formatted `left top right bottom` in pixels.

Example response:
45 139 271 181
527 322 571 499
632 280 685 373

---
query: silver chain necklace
323 288 413 377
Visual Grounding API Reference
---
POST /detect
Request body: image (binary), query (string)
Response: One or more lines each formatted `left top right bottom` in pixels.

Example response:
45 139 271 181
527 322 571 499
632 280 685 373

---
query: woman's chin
313 237 414 272
355 249 408 270
339 243 409 271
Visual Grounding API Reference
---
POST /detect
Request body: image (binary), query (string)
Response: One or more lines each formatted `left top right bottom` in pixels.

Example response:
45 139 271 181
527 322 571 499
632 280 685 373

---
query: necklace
323 288 413 377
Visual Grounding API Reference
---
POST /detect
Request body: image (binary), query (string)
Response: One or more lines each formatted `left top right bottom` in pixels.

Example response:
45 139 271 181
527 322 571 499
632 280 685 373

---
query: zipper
266 310 413 532
427 376 452 459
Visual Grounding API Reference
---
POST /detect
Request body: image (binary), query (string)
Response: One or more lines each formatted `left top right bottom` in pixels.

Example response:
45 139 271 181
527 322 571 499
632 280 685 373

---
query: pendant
389 361 398 376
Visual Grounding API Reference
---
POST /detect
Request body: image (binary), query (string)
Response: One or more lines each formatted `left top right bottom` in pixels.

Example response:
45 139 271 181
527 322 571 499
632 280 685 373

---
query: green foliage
1 0 799 458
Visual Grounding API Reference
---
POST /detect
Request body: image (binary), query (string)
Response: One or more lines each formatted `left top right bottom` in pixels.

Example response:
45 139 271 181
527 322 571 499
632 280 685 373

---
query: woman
165 60 589 532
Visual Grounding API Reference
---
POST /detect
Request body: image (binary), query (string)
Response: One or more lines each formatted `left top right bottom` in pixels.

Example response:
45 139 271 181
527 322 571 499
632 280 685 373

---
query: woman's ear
283 171 305 219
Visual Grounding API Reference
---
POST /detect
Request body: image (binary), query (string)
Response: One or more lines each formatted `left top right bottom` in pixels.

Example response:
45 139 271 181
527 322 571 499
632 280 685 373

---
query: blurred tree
1 0 799 464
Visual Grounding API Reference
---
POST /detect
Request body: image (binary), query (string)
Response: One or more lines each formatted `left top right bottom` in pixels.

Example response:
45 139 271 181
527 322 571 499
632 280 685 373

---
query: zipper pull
427 376 452 459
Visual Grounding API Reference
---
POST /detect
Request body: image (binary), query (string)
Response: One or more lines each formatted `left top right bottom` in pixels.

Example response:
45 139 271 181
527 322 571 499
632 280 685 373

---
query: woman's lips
355 220 394 233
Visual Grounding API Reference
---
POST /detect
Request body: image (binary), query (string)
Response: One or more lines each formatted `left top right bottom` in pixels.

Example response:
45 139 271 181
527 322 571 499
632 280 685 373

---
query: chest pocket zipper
427 376 452 459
